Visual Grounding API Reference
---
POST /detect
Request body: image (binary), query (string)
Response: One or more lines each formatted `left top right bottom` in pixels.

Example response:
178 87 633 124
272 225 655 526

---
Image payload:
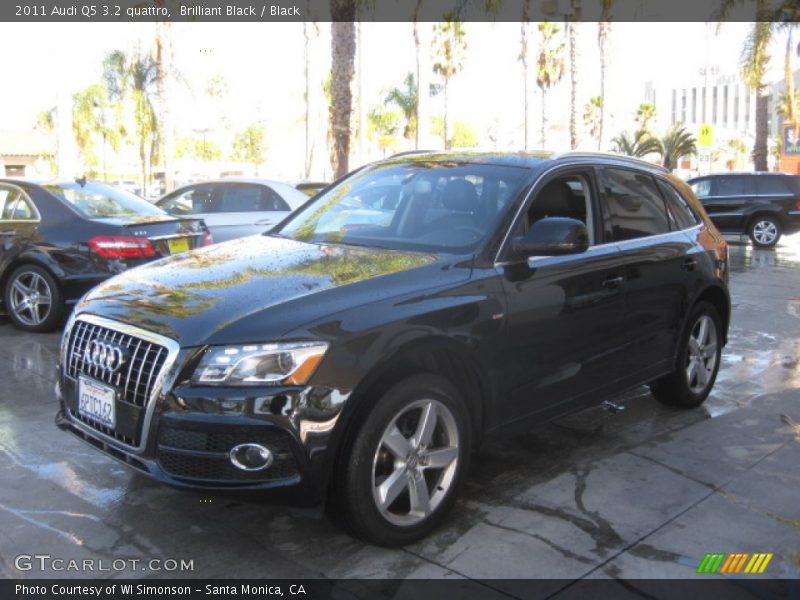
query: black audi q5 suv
56 151 730 546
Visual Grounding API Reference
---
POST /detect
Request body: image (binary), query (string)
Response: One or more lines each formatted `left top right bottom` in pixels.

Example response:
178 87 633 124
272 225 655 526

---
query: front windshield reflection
277 160 530 253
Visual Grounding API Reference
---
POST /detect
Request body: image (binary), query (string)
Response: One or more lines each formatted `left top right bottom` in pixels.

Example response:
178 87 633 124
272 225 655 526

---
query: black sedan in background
0 178 211 332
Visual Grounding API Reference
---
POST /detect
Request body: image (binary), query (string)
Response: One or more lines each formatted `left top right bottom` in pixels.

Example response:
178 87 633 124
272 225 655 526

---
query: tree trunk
330 1 356 179
754 88 769 171
443 79 450 150
140 138 147 195
521 21 529 151
304 20 311 178
541 89 547 147
785 30 797 139
155 21 175 193
414 13 433 150
598 20 609 152
356 22 365 166
568 21 578 150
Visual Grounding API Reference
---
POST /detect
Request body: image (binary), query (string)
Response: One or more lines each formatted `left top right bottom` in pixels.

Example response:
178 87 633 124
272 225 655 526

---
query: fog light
229 443 273 472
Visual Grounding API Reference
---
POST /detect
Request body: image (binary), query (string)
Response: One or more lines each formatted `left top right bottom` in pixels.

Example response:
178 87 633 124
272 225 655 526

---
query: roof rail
554 151 668 173
387 150 438 159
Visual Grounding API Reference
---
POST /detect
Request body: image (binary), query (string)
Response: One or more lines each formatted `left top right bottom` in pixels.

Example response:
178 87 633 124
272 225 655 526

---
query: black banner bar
3 579 800 600
0 0 777 23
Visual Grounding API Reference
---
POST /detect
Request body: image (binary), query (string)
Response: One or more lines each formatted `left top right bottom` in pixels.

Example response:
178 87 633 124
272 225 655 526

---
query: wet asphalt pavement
1 237 799 587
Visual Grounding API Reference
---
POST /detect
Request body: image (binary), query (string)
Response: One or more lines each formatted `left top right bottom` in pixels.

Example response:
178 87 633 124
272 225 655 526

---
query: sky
0 20 789 179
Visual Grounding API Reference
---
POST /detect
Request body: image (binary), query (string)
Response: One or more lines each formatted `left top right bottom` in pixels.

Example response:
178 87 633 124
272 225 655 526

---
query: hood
76 234 451 345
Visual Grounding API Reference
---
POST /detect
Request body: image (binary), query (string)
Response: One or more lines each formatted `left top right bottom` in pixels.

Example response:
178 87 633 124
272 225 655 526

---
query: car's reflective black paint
56 152 730 512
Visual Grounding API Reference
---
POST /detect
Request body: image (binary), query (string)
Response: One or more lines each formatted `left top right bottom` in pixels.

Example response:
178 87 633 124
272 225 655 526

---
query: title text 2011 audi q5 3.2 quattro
57 151 730 546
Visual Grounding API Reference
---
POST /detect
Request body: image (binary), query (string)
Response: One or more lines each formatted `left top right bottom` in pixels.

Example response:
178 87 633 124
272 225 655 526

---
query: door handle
602 275 624 290
682 258 698 271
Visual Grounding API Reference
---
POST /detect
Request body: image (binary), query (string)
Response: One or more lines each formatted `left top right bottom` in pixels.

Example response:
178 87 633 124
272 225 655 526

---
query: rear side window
756 176 793 195
44 182 163 218
713 176 754 196
215 184 289 212
0 186 37 221
160 185 214 215
599 168 670 241
690 179 711 198
656 180 700 230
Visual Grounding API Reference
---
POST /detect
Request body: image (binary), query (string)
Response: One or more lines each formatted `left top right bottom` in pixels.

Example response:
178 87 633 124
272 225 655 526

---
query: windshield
45 182 166 219
276 161 530 253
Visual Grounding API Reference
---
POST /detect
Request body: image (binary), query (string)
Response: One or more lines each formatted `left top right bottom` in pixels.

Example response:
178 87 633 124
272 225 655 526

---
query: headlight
192 342 329 386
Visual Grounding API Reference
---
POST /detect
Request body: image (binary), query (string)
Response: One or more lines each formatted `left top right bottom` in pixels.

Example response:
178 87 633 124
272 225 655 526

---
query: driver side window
522 174 595 245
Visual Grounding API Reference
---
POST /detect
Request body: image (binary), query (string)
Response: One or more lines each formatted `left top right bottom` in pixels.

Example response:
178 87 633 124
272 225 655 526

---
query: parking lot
1 239 799 587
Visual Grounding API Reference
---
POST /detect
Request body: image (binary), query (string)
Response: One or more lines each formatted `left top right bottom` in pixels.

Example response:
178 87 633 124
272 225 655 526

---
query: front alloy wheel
372 399 460 527
4 265 63 332
334 374 471 546
749 217 780 248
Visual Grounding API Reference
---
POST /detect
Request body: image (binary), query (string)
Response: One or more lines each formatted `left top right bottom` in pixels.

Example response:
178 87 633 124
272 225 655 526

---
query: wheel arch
692 284 730 346
323 336 492 500
340 336 491 449
746 209 784 231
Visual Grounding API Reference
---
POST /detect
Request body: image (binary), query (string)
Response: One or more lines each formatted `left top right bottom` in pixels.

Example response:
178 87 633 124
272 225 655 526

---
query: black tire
3 264 64 333
333 373 471 547
651 301 722 409
748 215 781 248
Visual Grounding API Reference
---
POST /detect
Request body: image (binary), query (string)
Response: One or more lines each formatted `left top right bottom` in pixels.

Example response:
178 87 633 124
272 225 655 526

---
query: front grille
157 426 299 483
65 319 171 446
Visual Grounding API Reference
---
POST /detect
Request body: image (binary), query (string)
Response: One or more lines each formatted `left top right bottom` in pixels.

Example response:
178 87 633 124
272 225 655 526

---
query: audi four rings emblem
83 340 126 373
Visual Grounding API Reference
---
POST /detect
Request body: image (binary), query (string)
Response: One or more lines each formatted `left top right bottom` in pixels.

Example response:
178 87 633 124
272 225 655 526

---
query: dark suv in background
57 152 730 546
687 172 800 247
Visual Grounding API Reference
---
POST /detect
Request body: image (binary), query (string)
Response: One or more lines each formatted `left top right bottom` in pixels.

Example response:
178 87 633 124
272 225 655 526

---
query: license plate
167 237 190 254
78 376 116 428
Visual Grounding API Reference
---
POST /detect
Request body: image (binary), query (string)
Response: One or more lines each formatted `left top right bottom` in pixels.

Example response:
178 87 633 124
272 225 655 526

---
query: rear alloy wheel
749 216 781 248
651 301 722 409
4 265 63 332
334 374 470 546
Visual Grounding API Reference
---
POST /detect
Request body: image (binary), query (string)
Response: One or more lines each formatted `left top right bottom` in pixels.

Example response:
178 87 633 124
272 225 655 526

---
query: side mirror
511 217 589 257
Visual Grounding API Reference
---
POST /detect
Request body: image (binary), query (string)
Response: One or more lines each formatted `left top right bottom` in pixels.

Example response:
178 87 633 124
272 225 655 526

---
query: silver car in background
155 178 309 243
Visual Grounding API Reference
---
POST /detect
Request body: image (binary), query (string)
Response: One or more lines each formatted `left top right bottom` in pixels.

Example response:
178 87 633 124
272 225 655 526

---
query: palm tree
413 2 432 150
718 0 799 171
635 102 656 131
102 49 159 190
155 21 175 193
385 73 418 141
597 0 614 151
536 21 565 148
779 26 799 141
610 129 660 158
740 15 772 171
657 124 697 171
432 17 467 150
567 19 579 149
583 96 603 148
367 106 402 157
519 15 533 150
330 0 356 179
71 84 121 180
129 54 159 191
725 137 747 170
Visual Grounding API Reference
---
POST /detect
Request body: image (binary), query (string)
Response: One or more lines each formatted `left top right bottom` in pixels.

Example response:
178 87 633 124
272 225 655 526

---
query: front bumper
55 404 304 493
55 327 347 505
